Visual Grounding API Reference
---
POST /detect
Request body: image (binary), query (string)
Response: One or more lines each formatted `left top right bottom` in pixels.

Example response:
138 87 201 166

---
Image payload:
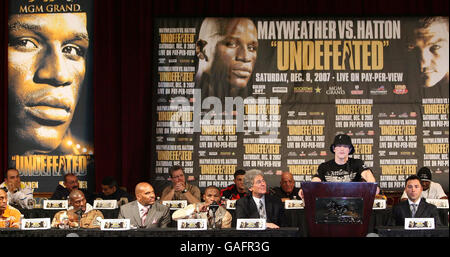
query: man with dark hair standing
96 176 133 206
220 169 247 200
160 166 201 204
388 175 442 227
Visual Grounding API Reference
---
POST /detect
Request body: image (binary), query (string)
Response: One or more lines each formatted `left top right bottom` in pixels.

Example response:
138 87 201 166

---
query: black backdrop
1 0 448 194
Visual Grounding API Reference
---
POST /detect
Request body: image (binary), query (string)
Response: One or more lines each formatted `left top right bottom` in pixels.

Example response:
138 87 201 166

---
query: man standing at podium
314 134 377 183
299 134 379 198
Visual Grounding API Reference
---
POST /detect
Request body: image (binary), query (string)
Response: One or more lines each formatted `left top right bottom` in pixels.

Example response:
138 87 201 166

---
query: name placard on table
177 219 207 230
21 218 51 230
405 218 435 230
285 200 304 209
236 219 266 230
373 199 386 209
226 200 236 210
162 200 188 210
93 200 118 209
100 219 130 231
43 200 68 210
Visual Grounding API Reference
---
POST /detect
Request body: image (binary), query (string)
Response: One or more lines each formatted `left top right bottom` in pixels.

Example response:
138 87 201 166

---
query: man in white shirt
400 167 447 200
0 168 34 209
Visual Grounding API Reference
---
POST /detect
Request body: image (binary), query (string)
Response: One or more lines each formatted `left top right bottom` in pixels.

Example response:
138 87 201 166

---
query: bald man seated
270 171 301 202
118 182 171 228
51 190 104 229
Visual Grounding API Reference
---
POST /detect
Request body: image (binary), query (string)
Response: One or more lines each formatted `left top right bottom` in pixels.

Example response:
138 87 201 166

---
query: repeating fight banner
7 0 94 192
154 17 449 193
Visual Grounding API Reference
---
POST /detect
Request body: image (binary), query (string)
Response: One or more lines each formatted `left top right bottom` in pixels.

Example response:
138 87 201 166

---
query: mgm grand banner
153 17 449 193
7 0 94 193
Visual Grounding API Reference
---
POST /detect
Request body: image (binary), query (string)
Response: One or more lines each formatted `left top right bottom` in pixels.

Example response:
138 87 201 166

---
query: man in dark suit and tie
118 182 171 228
388 175 442 227
235 169 286 228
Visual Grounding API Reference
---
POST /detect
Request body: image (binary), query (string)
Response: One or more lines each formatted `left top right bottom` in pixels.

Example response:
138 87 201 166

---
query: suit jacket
118 200 171 228
387 198 442 227
235 194 286 227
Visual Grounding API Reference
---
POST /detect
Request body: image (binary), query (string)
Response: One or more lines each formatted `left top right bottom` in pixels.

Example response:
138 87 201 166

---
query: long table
376 226 449 237
0 227 300 237
18 207 448 237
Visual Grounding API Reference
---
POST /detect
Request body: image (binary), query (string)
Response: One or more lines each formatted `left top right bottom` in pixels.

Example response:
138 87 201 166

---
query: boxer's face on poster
407 20 449 88
206 18 258 89
8 13 88 154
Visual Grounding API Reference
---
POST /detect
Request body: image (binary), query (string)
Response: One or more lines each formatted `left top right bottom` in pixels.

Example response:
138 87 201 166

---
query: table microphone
209 201 219 213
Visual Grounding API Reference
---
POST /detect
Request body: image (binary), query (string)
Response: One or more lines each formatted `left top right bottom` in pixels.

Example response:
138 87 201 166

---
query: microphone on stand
209 201 219 213
209 201 219 229
75 209 84 228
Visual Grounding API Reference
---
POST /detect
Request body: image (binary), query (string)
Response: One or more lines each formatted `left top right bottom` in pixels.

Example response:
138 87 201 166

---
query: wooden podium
301 182 377 237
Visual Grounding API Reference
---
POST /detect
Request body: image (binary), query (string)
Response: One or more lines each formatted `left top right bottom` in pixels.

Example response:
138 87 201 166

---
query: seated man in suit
118 182 170 228
235 169 286 229
52 189 104 228
172 185 232 228
400 167 447 201
388 175 442 227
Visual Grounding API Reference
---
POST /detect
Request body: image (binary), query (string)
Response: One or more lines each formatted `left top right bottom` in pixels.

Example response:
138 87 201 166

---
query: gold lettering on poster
424 144 449 154
381 165 416 175
244 144 280 154
200 165 236 175
287 126 324 135
11 155 90 176
276 40 385 71
288 165 318 175
336 105 372 114
157 151 192 161
423 104 449 114
380 126 416 135
159 72 194 82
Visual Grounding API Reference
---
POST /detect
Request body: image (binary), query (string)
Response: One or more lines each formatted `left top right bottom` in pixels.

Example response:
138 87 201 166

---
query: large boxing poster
7 0 94 193
154 17 449 193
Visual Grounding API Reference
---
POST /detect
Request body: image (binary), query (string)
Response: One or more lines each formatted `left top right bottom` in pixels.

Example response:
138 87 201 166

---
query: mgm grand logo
17 1 83 14
326 86 345 95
